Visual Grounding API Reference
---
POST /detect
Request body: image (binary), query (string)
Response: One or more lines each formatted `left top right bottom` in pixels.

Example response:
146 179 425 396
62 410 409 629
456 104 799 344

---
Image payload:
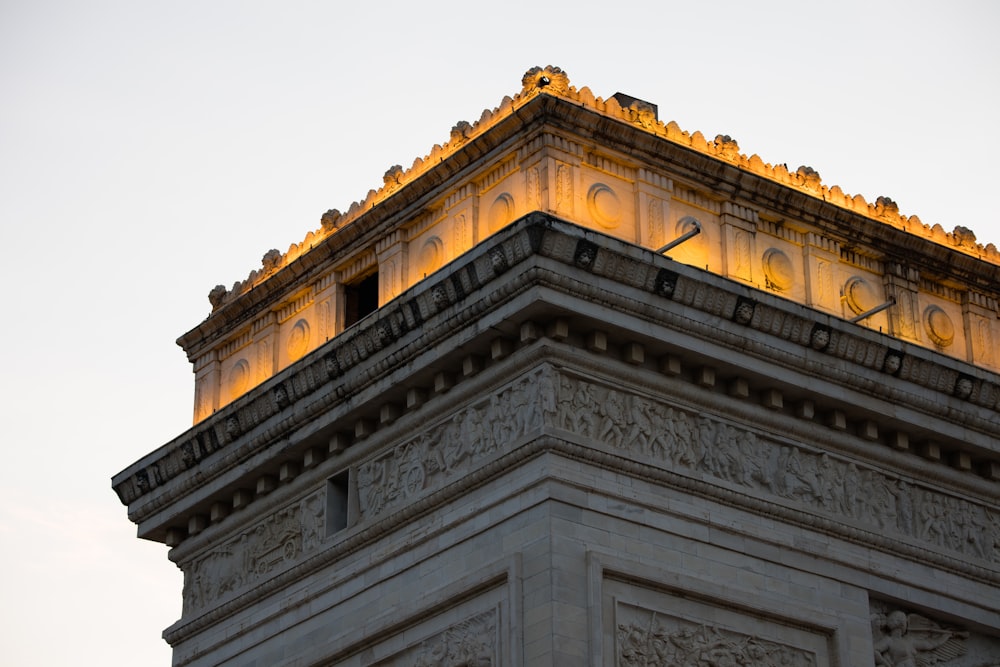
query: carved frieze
356 368 554 520
616 603 816 667
373 610 497 667
553 373 1000 568
182 490 324 613
350 364 999 568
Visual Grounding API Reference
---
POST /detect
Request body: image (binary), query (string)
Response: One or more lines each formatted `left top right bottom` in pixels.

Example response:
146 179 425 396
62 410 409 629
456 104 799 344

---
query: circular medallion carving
488 193 514 232
676 216 700 236
418 236 443 278
228 359 250 400
762 248 794 291
844 276 878 315
287 319 310 361
923 305 954 347
587 183 621 229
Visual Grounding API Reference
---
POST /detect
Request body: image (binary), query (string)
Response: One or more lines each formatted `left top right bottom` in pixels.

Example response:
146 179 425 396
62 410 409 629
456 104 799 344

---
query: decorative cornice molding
115 216 1000 538
183 67 1000 360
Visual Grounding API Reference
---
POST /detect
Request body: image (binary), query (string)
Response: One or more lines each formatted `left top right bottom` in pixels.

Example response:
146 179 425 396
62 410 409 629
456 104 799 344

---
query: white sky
1 1 997 664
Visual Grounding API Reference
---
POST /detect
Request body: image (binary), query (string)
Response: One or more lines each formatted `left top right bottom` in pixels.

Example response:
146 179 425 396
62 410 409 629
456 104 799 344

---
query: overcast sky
1 1 997 664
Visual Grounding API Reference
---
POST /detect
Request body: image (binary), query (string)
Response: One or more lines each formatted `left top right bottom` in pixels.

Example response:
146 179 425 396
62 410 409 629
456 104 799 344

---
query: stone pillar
802 232 840 313
720 203 758 284
636 168 672 250
192 351 220 423
962 291 1000 371
883 261 921 342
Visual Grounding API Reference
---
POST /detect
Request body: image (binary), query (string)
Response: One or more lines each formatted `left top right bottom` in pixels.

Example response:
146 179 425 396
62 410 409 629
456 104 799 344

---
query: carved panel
924 305 955 347
454 211 470 255
320 297 335 341
357 367 556 521
488 193 514 233
555 373 1000 567
870 600 1000 667
732 228 752 281
648 198 665 248
972 314 995 365
372 610 498 667
816 258 834 309
286 319 310 361
587 183 621 229
526 167 541 210
556 162 573 216
616 602 817 666
182 490 324 613
763 247 794 291
255 339 272 384
228 359 250 401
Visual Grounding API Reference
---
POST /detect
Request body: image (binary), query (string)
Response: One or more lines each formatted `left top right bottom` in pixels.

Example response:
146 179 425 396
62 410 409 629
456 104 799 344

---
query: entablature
117 216 1000 553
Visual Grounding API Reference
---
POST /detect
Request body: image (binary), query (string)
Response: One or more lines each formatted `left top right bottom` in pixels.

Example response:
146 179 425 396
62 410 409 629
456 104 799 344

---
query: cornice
177 67 1000 360
115 214 1000 541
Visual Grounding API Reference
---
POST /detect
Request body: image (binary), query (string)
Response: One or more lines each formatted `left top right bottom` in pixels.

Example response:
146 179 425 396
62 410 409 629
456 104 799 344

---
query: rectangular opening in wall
326 470 350 535
345 272 379 328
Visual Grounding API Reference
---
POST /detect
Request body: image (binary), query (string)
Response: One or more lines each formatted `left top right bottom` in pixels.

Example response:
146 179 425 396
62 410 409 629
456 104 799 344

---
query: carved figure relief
587 183 621 229
870 602 969 667
617 604 815 667
182 490 324 613
357 367 555 520
553 374 1000 566
374 610 497 666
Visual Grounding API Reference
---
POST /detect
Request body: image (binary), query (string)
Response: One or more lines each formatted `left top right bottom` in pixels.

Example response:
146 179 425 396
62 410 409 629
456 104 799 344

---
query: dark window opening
327 470 350 535
345 272 379 327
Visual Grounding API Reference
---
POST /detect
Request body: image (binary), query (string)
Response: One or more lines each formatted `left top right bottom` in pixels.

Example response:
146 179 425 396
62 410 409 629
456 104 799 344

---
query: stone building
114 67 1000 666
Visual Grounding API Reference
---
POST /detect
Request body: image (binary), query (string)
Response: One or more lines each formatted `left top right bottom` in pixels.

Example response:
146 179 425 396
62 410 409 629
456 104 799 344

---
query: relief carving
454 212 470 254
648 198 665 248
554 374 1000 566
733 229 752 281
870 602 969 667
556 163 573 215
527 167 541 210
356 367 555 520
183 490 324 612
374 610 497 666
617 604 815 666
255 339 272 384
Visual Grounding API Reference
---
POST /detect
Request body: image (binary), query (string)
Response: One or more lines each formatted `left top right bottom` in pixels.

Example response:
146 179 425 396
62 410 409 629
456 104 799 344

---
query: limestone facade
114 68 1000 666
